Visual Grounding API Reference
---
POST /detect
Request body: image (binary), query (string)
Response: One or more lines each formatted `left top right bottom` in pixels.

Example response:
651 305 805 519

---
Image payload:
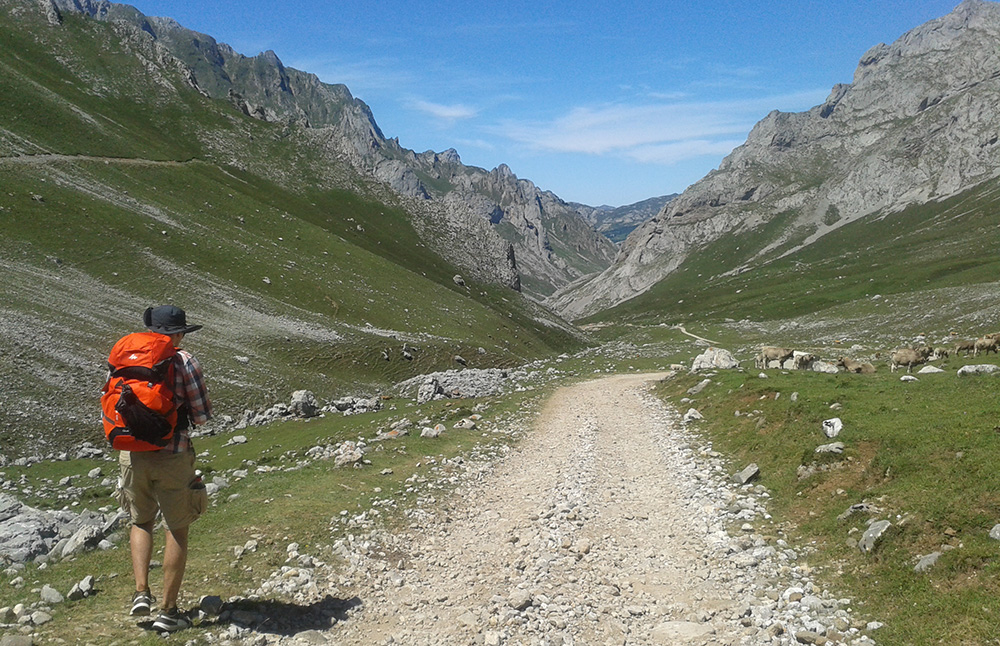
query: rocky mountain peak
549 0 1000 319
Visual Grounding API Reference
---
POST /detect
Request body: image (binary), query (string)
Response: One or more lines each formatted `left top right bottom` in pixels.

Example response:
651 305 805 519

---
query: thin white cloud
288 55 417 92
453 138 496 151
491 89 829 163
627 139 748 164
407 99 478 121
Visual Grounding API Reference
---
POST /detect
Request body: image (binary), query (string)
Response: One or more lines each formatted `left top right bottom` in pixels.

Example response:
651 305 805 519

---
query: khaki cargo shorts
118 449 207 531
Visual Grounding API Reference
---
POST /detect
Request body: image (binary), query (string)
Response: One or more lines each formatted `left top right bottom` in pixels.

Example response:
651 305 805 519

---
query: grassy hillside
6 3 1000 643
654 355 1000 646
586 179 1000 335
0 3 585 459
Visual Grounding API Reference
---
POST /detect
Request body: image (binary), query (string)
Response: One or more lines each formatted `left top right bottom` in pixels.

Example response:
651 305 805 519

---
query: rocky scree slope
549 0 1000 319
44 0 615 298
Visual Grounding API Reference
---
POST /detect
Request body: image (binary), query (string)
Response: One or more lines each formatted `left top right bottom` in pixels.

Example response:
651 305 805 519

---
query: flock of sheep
754 332 999 374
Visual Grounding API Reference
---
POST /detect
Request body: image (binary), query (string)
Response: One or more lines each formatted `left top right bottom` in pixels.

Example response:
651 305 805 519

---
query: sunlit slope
587 179 1000 329
0 4 584 455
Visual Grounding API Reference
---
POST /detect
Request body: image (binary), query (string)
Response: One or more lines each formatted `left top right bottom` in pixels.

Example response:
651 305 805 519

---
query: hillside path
270 373 862 645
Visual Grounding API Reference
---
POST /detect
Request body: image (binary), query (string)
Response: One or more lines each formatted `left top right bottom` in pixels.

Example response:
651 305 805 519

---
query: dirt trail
0 154 191 166
273 373 865 645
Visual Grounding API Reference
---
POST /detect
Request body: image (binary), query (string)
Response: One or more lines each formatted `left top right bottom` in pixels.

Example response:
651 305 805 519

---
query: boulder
507 589 533 611
811 361 839 374
859 520 892 553
686 379 712 395
732 463 760 485
60 524 103 559
683 408 704 423
333 442 364 468
40 584 63 604
690 348 739 371
958 364 1000 376
822 418 843 438
416 378 443 404
289 390 318 418
420 425 445 438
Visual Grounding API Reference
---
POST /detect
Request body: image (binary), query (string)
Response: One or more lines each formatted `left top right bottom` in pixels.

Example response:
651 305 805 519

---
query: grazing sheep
890 348 928 373
930 347 949 360
837 357 877 374
974 337 999 356
954 340 976 356
792 352 817 370
755 346 794 369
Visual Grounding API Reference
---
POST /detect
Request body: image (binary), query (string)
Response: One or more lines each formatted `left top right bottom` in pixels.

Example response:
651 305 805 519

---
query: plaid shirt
163 348 212 453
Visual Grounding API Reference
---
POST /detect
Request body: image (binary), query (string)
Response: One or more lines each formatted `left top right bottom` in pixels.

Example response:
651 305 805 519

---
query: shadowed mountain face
548 0 1000 319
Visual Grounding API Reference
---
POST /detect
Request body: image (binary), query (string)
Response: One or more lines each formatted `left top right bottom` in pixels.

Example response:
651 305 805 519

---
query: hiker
110 305 212 632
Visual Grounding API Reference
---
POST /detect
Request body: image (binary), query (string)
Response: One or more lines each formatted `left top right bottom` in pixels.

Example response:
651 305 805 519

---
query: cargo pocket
115 478 133 517
190 479 208 519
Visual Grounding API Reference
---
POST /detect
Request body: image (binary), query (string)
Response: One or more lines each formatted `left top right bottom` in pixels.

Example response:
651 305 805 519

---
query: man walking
116 305 212 632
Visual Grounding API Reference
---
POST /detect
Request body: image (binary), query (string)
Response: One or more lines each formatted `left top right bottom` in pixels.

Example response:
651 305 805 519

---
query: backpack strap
110 357 173 383
110 366 159 382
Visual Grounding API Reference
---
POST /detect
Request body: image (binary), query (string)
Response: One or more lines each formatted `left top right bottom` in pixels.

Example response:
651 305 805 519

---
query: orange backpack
101 332 178 451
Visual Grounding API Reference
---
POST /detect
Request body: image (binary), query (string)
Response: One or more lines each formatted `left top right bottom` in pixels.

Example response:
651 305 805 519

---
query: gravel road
260 373 876 646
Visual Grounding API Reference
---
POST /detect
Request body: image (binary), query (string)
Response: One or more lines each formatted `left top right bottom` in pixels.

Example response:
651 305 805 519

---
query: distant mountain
43 0 616 299
571 195 676 243
548 0 1000 319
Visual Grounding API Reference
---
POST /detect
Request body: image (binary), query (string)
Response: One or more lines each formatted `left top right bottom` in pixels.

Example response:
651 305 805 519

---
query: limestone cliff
549 0 1000 318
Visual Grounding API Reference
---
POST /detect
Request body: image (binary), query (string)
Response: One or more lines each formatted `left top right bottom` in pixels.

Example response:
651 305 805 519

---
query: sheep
837 357 877 374
755 346 794 369
929 347 949 361
954 340 976 356
974 337 998 356
792 352 816 370
889 348 928 373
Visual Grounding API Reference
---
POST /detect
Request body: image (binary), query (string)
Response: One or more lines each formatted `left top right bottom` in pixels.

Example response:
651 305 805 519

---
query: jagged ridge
550 0 1000 319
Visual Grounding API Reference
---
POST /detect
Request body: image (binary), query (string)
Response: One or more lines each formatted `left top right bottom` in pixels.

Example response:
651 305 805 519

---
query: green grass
654 358 1000 645
588 179 1000 327
6 3 1000 642
1 390 544 644
0 3 587 456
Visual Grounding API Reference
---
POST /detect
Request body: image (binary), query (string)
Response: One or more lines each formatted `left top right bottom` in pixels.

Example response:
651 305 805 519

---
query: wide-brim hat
144 305 203 335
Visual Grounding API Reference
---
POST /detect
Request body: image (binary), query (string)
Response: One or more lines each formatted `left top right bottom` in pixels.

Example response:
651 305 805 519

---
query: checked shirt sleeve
174 349 213 425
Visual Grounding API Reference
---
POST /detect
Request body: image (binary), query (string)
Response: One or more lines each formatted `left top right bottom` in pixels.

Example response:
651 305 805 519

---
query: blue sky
128 0 964 207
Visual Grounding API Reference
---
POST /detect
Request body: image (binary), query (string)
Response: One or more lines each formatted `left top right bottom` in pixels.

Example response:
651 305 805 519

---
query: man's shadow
140 594 363 635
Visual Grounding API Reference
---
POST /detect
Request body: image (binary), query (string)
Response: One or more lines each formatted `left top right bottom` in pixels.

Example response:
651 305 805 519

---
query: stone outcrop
0 494 122 564
550 0 1000 318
